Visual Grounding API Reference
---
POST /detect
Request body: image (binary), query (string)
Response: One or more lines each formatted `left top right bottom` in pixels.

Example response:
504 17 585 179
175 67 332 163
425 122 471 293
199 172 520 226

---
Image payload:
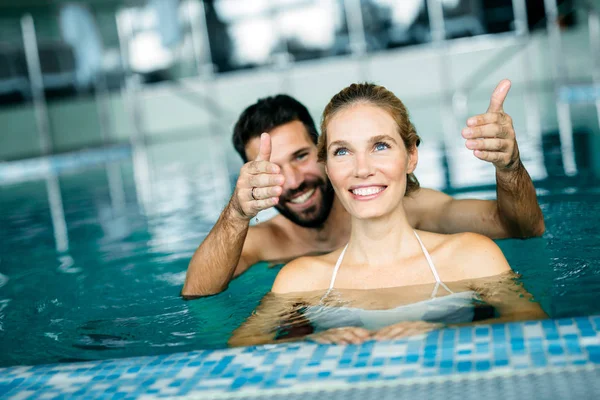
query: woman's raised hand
231 133 285 220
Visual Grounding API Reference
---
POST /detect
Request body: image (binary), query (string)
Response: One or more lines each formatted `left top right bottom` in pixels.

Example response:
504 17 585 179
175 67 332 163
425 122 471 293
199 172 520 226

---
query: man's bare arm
494 159 544 237
181 202 257 299
181 133 284 299
409 80 544 239
409 161 544 239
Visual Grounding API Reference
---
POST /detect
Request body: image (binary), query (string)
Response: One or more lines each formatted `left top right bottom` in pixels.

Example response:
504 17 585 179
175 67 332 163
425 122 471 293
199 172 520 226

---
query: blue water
1 157 600 367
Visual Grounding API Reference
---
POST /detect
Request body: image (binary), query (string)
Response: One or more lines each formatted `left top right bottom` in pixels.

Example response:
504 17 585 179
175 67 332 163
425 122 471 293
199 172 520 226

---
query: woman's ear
407 145 418 174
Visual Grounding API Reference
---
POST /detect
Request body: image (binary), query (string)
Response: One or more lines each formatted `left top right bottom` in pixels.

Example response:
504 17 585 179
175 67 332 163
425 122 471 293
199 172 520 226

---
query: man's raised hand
231 133 284 220
462 79 521 171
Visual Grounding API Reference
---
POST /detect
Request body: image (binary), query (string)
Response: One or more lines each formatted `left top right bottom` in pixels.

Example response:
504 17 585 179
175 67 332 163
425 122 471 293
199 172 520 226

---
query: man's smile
289 188 316 204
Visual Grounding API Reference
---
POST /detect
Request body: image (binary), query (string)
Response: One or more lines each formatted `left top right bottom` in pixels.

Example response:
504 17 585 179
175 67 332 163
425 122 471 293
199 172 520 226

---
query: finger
350 327 371 338
249 185 283 200
465 138 507 152
346 331 365 344
255 133 272 162
311 336 329 344
462 123 509 140
486 79 511 113
372 331 388 340
466 112 505 128
372 326 390 339
373 326 403 340
349 328 370 342
374 330 399 341
473 150 506 164
250 197 278 210
248 174 285 188
247 160 280 175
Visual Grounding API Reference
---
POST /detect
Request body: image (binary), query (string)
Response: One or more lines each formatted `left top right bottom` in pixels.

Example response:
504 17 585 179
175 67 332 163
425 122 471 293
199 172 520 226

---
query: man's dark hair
232 94 319 162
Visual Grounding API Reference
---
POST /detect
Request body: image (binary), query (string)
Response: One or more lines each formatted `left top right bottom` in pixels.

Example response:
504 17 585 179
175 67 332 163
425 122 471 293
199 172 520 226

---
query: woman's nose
353 154 374 178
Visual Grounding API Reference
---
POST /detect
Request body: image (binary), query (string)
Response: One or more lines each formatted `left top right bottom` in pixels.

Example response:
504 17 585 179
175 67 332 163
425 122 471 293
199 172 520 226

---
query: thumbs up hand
231 133 285 220
462 79 521 171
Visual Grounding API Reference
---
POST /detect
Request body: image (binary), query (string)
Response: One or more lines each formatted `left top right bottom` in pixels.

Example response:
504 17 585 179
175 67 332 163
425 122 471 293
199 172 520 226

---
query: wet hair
232 94 319 162
318 82 421 196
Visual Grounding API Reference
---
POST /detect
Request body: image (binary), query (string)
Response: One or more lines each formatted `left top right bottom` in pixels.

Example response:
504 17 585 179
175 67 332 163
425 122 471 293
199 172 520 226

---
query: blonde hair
318 83 421 196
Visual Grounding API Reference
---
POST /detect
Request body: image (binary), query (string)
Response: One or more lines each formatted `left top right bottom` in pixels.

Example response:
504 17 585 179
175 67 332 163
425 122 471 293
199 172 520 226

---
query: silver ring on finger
251 187 258 201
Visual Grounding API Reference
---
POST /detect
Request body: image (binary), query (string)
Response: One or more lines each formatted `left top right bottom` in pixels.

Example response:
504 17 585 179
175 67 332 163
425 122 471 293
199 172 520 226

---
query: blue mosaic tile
0 316 599 398
458 327 472 344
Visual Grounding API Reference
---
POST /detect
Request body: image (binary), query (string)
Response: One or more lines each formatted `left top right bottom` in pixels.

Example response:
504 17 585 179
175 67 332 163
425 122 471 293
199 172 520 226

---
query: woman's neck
346 205 419 266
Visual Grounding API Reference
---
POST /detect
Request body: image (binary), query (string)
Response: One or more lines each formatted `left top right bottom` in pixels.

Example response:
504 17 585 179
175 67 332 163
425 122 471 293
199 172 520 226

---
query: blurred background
1 0 600 366
0 0 598 187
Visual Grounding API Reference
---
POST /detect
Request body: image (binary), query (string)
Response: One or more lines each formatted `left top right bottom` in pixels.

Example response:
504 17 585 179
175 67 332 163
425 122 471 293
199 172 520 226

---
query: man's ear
407 145 418 174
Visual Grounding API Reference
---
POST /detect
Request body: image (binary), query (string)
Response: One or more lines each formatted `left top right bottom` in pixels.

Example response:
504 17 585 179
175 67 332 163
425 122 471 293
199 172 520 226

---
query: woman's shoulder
419 231 511 280
444 232 512 279
271 250 341 294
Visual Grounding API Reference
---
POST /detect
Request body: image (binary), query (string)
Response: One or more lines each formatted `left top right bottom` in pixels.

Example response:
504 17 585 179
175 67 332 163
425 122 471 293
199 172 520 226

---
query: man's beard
275 177 335 228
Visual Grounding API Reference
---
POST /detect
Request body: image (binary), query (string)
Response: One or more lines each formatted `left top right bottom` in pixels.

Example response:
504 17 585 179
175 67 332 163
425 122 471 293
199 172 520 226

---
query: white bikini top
324 230 453 299
303 230 480 331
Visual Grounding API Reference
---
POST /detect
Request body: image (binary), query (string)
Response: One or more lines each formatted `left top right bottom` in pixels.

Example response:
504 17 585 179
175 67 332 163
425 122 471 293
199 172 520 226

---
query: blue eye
374 142 390 151
333 147 348 156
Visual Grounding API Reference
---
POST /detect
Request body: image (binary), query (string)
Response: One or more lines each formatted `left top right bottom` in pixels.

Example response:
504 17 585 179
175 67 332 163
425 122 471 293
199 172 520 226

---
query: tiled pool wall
1 316 599 399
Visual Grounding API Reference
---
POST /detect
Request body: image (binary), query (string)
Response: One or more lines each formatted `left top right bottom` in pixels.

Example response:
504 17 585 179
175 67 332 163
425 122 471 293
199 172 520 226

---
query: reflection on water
229 272 547 347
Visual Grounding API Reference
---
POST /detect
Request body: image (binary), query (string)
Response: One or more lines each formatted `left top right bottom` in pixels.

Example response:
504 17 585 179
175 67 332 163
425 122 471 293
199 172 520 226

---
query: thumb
255 132 272 162
487 79 511 113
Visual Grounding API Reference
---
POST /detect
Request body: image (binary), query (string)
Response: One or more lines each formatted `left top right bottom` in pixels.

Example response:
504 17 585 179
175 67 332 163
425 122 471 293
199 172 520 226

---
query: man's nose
354 153 374 178
282 165 303 189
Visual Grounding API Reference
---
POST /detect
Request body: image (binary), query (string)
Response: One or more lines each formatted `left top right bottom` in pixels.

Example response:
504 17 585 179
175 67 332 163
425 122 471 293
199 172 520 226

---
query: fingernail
466 140 476 149
467 118 476 126
462 128 472 138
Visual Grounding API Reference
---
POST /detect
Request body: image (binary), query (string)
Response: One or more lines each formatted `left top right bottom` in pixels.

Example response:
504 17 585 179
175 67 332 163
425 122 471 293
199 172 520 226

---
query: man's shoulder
247 214 293 242
245 214 314 263
403 188 452 229
404 187 451 207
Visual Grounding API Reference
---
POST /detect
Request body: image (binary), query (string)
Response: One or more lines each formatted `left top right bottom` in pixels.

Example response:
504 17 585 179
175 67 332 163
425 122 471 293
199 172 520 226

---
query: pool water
1 156 600 367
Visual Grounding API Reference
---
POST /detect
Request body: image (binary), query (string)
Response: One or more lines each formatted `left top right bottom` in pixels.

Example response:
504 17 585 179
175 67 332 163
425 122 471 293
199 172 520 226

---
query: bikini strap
412 230 453 297
328 243 349 291
320 243 349 302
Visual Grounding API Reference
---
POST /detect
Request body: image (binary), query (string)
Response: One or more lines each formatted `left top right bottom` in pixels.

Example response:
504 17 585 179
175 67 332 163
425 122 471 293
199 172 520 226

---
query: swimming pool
0 142 599 368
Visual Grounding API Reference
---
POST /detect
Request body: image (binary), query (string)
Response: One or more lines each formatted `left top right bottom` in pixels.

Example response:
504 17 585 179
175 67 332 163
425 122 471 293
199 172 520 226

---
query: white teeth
289 188 315 204
351 186 384 196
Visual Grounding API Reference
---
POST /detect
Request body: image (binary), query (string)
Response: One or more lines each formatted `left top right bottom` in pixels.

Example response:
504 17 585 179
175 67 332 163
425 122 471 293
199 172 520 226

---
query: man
181 80 544 299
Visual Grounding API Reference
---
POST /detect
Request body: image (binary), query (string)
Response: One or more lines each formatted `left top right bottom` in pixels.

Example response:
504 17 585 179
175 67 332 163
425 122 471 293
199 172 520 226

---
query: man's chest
260 230 347 265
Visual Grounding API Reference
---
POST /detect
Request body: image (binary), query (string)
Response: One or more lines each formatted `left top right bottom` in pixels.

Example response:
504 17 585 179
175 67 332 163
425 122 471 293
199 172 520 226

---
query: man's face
244 121 334 228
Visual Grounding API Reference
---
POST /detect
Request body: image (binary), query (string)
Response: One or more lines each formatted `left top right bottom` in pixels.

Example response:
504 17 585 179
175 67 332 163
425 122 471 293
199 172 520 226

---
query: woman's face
325 103 417 220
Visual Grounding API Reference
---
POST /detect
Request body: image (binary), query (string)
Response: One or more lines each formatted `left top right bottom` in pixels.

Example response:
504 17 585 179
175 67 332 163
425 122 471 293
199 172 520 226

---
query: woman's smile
349 185 387 201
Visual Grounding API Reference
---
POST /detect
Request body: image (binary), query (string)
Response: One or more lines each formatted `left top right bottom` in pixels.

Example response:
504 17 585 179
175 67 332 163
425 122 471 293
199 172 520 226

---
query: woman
229 83 545 346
